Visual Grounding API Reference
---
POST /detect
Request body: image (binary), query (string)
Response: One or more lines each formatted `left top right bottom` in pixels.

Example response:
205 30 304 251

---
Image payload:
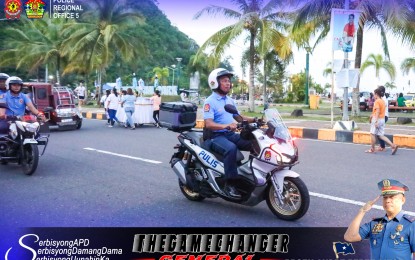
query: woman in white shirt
106 88 119 127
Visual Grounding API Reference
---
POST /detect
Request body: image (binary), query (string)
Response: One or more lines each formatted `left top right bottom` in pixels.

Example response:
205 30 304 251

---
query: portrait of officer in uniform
344 179 415 259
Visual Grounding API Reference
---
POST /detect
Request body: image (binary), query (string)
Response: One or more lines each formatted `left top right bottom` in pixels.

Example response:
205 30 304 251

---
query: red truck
24 82 83 130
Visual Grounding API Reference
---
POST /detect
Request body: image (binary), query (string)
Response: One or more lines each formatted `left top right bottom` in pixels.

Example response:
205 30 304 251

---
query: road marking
302 138 414 151
310 191 415 216
84 147 162 164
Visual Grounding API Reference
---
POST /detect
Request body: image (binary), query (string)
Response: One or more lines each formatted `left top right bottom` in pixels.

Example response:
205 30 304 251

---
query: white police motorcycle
0 103 49 175
170 105 309 220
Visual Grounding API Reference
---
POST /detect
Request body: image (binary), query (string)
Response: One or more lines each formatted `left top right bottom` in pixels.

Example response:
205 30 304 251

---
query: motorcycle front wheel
178 179 205 202
266 177 310 220
22 144 39 175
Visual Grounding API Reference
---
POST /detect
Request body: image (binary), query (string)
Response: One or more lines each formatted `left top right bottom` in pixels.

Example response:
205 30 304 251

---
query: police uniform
0 92 8 133
203 91 251 179
359 179 415 260
4 91 32 116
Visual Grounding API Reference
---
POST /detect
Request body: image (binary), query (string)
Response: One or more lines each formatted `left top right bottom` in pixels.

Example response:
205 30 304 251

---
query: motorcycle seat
186 131 204 146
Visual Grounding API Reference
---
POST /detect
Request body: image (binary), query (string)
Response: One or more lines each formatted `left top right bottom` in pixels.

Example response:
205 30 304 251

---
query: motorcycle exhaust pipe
171 158 186 183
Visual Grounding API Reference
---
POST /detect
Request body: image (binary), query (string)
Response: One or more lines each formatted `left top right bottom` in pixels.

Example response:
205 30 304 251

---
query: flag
333 242 355 258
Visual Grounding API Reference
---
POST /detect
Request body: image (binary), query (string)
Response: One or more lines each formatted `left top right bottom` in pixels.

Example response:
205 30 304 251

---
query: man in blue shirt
203 68 256 198
0 76 44 133
344 179 415 259
0 73 9 95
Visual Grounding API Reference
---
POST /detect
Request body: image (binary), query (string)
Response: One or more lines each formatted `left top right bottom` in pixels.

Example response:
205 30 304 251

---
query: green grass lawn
83 99 415 126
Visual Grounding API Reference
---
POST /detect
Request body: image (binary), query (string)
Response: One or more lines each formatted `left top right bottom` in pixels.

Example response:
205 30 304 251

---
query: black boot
224 180 241 198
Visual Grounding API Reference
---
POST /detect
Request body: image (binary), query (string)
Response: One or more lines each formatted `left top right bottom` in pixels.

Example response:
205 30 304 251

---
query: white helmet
0 73 9 81
5 76 23 91
208 68 234 90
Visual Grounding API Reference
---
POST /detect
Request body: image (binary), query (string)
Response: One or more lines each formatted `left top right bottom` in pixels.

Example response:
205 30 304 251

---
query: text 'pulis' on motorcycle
0 102 50 175
162 103 310 220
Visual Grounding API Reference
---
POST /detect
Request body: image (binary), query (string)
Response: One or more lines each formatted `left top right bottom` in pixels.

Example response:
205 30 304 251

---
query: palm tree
61 0 146 84
323 62 333 78
401 57 415 75
384 81 397 93
0 16 71 83
293 0 412 116
360 53 396 84
193 0 297 112
153 67 169 86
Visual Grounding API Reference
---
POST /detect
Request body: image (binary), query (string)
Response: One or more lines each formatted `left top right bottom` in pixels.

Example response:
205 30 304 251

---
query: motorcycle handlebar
6 115 18 121
5 114 46 123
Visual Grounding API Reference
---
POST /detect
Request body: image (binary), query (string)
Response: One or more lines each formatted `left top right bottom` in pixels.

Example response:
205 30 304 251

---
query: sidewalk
80 106 415 149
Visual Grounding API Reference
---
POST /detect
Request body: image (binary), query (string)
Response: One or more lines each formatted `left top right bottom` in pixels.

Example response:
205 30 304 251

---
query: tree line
1 0 415 115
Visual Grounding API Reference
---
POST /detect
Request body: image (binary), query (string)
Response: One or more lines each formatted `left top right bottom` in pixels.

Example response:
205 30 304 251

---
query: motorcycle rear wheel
22 144 39 175
178 179 205 201
266 177 309 220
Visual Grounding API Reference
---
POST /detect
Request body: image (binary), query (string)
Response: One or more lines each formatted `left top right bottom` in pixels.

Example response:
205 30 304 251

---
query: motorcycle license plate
61 119 73 122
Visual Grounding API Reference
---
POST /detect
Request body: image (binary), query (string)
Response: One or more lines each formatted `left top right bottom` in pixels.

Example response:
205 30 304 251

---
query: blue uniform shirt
359 211 415 260
4 91 32 116
203 92 239 133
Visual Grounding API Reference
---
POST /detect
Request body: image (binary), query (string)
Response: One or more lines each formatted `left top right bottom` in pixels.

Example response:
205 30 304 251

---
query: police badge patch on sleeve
204 104 210 112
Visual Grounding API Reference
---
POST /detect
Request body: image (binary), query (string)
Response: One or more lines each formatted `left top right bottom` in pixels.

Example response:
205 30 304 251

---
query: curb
82 113 415 149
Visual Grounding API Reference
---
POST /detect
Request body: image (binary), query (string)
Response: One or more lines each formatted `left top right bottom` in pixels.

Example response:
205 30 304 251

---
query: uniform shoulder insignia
403 214 415 222
0 94 3 98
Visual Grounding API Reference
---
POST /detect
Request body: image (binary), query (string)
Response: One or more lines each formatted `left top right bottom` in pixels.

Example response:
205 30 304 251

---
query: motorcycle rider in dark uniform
203 68 257 198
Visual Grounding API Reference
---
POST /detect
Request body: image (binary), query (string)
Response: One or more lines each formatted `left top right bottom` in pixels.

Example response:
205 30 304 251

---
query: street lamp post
176 57 182 88
49 75 54 84
305 47 311 105
167 65 176 86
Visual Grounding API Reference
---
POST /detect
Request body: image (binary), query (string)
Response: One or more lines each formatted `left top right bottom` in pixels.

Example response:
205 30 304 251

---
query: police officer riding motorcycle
169 68 310 220
0 76 49 175
0 73 9 95
203 68 258 198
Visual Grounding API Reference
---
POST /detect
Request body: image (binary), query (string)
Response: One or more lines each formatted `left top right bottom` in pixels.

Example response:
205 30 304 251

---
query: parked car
404 93 415 107
24 83 83 130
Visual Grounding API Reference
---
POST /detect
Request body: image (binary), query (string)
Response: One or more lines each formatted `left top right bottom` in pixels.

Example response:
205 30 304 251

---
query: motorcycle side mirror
224 104 237 114
224 104 244 121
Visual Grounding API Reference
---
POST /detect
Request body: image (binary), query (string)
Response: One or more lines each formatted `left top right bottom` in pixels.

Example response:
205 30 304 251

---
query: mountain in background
0 0 198 87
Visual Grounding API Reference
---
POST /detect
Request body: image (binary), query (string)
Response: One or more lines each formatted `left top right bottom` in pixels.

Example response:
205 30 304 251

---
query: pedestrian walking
101 89 110 124
74 80 86 109
365 88 398 155
344 179 414 259
106 88 119 127
376 86 389 152
121 88 136 130
150 90 161 128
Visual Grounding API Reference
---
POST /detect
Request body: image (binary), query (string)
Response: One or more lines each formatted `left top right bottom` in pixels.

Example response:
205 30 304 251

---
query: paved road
1 118 414 229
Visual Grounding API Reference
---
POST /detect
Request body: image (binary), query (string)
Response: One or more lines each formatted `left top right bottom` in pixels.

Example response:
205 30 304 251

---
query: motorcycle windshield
264 109 292 142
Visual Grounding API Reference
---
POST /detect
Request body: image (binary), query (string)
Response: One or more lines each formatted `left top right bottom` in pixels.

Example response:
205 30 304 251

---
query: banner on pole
331 8 362 53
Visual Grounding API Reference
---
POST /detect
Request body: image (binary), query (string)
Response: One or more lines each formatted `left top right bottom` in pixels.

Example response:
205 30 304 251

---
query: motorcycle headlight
24 122 40 133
